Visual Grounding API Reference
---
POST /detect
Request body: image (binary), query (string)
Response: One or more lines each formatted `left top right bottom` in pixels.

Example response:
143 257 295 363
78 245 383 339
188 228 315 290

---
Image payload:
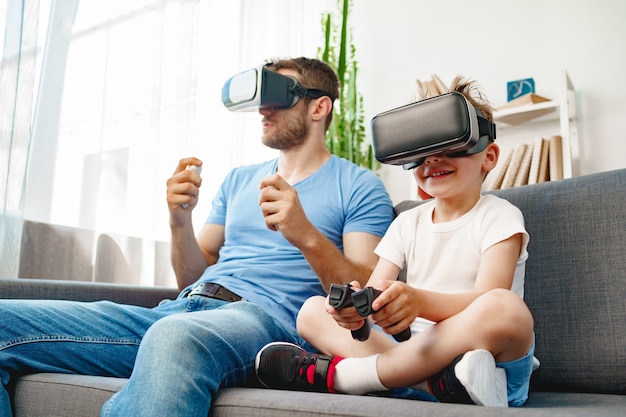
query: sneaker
255 342 341 393
427 349 508 407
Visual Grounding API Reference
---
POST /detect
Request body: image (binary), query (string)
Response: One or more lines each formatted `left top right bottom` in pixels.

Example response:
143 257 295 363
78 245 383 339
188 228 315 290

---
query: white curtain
0 0 46 277
1 0 333 285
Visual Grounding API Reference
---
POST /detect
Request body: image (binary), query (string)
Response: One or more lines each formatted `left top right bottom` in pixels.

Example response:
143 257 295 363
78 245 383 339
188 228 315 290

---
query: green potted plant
318 0 378 171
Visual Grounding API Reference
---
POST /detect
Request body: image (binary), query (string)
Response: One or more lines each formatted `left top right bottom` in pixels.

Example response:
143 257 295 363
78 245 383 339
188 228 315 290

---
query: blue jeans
0 296 299 417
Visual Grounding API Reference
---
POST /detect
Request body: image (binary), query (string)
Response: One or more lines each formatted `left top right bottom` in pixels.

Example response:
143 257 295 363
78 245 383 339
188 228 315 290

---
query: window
2 0 332 285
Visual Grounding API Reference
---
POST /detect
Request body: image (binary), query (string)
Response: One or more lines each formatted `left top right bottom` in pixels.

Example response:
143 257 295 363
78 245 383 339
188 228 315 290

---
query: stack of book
488 135 563 190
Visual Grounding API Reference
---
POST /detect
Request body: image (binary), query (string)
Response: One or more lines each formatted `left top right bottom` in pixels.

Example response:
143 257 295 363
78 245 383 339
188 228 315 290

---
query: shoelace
291 352 316 385
289 351 335 392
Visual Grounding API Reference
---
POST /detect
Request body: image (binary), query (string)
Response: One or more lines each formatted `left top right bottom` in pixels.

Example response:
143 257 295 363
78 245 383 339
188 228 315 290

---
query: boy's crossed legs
256 288 536 407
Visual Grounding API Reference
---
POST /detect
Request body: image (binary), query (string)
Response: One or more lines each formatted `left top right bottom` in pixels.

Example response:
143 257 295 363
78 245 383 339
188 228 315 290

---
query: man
0 57 393 417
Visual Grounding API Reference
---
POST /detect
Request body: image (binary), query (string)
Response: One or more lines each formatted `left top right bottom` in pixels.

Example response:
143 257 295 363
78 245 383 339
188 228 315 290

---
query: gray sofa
2 168 625 417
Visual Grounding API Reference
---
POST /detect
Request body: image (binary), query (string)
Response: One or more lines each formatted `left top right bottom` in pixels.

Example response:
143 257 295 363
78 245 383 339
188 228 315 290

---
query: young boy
255 77 537 407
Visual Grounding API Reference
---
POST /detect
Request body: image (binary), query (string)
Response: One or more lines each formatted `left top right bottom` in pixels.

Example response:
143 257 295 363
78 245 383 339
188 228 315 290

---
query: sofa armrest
0 278 179 308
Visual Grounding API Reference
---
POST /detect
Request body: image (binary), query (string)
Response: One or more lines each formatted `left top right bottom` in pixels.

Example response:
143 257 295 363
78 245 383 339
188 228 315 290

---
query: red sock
306 356 343 393
326 356 343 393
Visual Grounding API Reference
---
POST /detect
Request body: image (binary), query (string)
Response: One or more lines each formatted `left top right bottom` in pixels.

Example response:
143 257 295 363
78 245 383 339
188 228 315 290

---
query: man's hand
258 174 316 246
258 175 382 292
166 157 203 225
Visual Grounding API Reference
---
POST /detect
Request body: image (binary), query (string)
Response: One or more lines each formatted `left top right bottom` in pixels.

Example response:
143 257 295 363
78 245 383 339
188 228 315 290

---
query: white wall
351 0 626 203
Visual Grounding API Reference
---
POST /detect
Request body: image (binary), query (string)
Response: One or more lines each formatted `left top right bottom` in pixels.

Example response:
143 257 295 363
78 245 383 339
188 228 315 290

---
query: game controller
181 165 202 209
328 283 371 341
351 287 411 342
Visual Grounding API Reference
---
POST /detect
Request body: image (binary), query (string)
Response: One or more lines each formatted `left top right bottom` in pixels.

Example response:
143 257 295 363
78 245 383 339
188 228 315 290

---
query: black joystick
351 287 411 342
328 283 371 341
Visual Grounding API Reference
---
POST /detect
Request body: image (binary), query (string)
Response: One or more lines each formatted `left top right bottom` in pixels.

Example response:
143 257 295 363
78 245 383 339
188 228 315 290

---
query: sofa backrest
394 169 626 394
17 220 176 287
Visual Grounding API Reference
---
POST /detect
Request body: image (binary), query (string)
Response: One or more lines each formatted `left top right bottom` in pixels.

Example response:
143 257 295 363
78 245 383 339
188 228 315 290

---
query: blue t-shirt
182 155 393 330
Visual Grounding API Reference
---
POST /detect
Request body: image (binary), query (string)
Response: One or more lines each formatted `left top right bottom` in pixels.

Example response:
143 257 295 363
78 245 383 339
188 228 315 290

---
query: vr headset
222 65 329 111
371 92 496 169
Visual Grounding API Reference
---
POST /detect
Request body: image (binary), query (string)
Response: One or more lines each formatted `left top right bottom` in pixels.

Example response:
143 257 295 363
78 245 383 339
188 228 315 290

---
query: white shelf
492 70 579 179
494 100 559 126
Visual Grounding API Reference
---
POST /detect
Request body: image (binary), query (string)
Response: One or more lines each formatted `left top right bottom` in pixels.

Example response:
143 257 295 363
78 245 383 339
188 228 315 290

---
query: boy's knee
296 296 326 338
479 289 534 336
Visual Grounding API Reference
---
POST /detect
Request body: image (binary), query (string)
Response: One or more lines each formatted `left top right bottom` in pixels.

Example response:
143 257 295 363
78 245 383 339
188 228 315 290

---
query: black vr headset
371 92 496 170
222 65 330 111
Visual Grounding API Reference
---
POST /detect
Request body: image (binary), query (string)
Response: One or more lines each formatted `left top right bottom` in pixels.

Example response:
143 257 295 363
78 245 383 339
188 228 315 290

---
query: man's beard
262 108 308 150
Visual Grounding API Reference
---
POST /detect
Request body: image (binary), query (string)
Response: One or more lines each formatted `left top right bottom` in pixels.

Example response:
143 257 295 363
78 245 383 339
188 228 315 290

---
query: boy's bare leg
376 289 533 388
297 296 396 357
258 289 532 405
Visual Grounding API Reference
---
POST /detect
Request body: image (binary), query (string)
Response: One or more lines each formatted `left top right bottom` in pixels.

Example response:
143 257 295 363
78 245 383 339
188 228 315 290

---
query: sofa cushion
212 388 626 417
11 374 626 417
11 373 125 417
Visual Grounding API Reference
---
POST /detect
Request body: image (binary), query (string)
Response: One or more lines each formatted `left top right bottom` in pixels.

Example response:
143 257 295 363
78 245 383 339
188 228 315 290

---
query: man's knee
141 314 199 350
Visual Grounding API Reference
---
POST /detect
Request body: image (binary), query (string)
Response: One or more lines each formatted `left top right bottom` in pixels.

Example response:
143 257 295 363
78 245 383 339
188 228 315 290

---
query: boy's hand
325 281 366 331
370 280 417 336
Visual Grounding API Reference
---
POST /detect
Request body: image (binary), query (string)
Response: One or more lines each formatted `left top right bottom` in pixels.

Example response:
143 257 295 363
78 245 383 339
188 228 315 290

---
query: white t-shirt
375 194 529 333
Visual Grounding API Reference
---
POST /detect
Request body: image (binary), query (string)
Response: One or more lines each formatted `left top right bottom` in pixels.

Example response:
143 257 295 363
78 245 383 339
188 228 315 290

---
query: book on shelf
537 138 550 183
513 142 534 187
497 93 551 111
489 135 559 190
488 149 511 191
548 135 564 181
527 137 547 185
431 74 448 95
500 143 528 189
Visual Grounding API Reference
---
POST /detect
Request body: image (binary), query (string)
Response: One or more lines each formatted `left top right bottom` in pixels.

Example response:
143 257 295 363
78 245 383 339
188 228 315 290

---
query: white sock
333 354 388 395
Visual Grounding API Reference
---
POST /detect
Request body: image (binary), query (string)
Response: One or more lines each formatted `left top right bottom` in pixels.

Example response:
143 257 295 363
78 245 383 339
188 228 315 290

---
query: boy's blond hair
419 76 494 122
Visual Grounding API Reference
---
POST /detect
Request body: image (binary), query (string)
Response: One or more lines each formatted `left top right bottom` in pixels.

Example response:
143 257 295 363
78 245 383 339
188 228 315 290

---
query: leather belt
186 282 244 302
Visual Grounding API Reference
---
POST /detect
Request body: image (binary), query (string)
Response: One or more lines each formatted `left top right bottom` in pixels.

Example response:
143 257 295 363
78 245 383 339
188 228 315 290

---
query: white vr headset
222 65 330 111
371 92 496 169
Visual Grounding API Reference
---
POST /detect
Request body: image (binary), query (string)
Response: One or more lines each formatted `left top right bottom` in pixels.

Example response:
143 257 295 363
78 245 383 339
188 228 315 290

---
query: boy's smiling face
414 142 499 200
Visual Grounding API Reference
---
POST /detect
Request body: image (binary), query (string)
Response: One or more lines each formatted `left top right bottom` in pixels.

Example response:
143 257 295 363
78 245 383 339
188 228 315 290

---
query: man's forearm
170 225 210 290
299 230 373 292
